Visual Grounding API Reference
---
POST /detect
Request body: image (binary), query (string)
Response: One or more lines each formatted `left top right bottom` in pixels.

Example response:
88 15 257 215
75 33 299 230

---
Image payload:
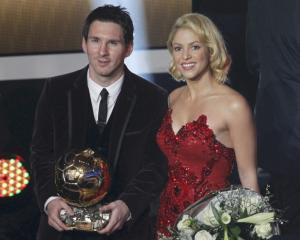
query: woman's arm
226 94 260 192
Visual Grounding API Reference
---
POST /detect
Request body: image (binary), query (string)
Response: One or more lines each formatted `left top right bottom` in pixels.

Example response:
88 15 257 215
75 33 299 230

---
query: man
246 0 300 236
30 5 168 240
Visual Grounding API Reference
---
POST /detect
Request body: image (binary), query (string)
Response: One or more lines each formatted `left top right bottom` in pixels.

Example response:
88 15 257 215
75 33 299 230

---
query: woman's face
171 28 211 81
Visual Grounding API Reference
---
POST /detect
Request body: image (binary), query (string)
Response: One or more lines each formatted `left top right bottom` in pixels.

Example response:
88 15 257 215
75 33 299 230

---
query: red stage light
0 155 30 198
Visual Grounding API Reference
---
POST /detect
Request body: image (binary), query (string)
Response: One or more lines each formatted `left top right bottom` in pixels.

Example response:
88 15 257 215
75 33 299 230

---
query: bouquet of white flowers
170 186 280 240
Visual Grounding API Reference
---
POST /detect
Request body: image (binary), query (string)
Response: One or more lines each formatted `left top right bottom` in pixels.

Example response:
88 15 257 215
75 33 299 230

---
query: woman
156 13 259 238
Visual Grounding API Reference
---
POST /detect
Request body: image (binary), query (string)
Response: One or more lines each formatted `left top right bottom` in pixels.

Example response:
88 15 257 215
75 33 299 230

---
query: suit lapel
67 67 90 149
66 66 137 174
109 69 137 175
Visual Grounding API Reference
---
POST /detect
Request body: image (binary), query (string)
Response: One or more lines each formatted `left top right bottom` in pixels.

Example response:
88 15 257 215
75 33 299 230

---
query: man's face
82 20 133 85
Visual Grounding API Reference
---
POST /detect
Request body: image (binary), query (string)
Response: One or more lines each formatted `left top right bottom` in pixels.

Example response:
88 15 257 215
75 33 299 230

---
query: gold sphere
55 148 110 207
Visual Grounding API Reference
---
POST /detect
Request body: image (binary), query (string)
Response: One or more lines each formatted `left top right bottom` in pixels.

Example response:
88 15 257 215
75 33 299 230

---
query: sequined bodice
156 109 235 237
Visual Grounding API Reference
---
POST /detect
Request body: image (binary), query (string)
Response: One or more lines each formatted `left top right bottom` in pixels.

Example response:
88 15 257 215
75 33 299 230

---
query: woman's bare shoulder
211 84 251 115
217 85 252 119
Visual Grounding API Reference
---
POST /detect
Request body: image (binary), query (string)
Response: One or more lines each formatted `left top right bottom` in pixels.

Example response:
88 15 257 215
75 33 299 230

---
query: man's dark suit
30 66 168 240
247 0 300 234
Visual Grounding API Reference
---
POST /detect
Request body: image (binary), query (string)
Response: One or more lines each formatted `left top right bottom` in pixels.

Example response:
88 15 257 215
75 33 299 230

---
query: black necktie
97 88 108 132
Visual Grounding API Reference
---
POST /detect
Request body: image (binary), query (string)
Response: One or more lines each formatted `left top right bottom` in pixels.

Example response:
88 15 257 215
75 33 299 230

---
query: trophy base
59 203 110 232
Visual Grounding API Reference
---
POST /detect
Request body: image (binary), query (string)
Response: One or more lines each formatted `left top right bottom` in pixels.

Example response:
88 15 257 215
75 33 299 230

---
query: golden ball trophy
55 148 111 231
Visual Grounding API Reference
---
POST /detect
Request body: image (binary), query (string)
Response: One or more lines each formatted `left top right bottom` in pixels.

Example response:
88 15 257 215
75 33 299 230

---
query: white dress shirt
87 71 124 123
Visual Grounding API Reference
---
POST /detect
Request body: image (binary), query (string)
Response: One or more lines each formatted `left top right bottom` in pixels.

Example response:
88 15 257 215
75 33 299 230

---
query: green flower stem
224 225 229 240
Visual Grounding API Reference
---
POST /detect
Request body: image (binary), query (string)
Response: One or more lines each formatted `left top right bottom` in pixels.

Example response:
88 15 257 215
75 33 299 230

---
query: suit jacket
30 66 168 240
246 0 300 176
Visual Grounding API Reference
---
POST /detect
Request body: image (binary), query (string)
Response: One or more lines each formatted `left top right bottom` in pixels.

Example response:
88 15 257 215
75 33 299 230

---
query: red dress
156 109 235 238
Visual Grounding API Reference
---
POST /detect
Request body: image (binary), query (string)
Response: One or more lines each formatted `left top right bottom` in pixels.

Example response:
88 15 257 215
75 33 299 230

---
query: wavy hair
167 13 231 83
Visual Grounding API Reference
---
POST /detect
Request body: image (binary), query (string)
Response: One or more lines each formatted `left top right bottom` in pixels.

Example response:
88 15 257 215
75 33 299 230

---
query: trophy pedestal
59 203 111 232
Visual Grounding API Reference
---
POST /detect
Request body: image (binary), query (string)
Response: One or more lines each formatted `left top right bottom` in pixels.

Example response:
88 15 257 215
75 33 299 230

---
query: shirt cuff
127 212 132 221
44 196 59 214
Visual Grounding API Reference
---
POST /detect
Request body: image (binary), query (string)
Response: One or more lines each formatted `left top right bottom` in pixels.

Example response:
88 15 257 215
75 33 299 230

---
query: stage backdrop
0 0 191 55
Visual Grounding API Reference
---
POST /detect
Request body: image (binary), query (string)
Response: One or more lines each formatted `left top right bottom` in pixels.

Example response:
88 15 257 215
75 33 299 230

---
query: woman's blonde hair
167 13 231 83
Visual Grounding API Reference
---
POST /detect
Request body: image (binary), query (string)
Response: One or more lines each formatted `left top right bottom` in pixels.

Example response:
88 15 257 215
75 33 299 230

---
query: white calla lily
237 212 275 224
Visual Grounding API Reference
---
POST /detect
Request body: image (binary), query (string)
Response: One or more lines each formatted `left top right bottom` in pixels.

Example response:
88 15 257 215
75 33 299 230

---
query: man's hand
47 197 73 231
97 200 130 235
